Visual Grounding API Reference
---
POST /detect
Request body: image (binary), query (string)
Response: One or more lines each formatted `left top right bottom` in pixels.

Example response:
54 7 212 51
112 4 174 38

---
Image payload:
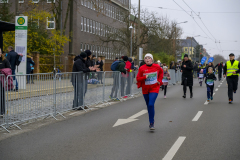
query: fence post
54 73 57 116
103 72 105 102
118 72 121 99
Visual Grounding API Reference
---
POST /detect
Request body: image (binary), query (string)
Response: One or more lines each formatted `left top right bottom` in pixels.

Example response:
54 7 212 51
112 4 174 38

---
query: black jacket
215 63 223 72
223 60 240 78
85 57 92 67
72 57 90 73
26 56 35 74
181 60 193 86
205 73 217 85
0 57 11 70
96 60 103 71
6 50 18 70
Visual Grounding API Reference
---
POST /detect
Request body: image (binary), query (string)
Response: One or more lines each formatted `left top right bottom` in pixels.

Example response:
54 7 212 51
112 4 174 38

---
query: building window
32 0 39 3
92 45 95 54
80 43 83 52
110 6 112 18
87 18 89 32
90 20 92 33
88 0 91 8
96 22 98 35
81 0 83 5
101 23 103 36
81 17 83 31
84 44 86 50
19 0 24 3
47 17 55 29
93 21 95 34
47 0 55 3
84 0 87 7
84 17 86 32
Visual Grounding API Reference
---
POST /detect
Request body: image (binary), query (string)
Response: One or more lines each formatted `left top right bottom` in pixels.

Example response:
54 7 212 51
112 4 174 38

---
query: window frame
46 17 55 29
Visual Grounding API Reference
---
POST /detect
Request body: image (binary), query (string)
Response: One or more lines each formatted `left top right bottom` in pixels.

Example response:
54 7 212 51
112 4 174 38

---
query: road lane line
204 101 209 105
192 111 203 121
218 85 221 87
215 88 218 91
220 83 222 85
213 93 215 96
162 137 186 160
128 110 148 119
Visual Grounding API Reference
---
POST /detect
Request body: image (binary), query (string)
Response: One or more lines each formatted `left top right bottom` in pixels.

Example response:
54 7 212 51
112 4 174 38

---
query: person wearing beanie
72 52 96 110
116 55 128 97
181 54 194 98
136 53 163 130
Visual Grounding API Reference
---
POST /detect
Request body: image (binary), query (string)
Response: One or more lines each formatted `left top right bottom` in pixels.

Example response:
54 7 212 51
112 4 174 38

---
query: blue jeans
143 93 159 124
12 70 18 90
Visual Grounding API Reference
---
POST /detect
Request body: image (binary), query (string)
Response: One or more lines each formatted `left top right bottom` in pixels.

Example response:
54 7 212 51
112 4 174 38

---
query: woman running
137 53 163 130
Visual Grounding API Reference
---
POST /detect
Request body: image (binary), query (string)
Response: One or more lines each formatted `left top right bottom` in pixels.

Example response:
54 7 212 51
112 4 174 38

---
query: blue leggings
143 93 159 124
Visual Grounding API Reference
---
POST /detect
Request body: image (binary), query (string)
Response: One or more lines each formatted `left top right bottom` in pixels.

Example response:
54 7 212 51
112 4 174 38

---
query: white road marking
218 85 221 87
113 110 147 127
128 110 148 119
204 101 209 105
213 93 215 96
215 88 218 91
69 112 77 115
192 111 203 121
162 137 186 160
220 83 222 85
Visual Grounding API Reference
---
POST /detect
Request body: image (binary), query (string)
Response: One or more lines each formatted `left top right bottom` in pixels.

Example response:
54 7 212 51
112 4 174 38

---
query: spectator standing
0 49 11 117
26 55 35 84
7 46 19 91
215 61 223 81
96 57 104 84
72 52 96 109
193 62 198 78
117 56 128 97
125 58 132 96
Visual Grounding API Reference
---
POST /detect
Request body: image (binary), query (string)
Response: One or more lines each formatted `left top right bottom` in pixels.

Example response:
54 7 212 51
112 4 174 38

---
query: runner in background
137 53 163 130
198 69 204 87
162 66 171 99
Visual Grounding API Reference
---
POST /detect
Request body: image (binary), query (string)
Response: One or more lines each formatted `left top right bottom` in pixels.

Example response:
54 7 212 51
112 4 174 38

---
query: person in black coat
72 52 96 109
7 46 19 91
0 50 11 116
26 55 35 84
181 54 194 98
96 57 104 84
215 61 223 81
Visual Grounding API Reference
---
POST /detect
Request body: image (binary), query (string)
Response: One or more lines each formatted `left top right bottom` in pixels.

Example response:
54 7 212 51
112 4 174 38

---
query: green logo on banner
17 17 25 25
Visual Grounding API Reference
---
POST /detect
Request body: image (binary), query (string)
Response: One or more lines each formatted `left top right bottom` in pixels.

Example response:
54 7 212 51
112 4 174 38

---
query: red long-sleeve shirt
137 64 163 94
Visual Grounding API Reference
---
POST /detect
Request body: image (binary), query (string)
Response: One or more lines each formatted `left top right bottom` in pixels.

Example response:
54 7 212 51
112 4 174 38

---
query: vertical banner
15 16 28 89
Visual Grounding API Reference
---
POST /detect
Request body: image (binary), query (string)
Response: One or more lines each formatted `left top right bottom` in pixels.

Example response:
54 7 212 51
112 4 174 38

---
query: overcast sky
131 0 240 59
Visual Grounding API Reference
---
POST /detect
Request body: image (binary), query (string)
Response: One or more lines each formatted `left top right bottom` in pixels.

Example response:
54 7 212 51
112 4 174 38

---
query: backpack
15 54 22 66
111 61 121 71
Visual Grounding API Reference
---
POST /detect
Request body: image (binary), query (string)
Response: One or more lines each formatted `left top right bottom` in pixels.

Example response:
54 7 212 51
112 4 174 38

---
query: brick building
1 0 130 71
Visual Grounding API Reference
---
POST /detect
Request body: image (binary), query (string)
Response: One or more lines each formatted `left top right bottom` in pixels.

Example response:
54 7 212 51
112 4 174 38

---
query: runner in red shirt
136 53 163 130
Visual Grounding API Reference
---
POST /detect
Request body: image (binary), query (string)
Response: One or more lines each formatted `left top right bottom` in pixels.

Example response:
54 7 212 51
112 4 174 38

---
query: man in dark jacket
215 61 223 81
117 56 128 97
223 53 240 103
7 46 19 91
181 54 194 98
72 52 95 109
193 62 198 78
26 55 35 84
96 56 104 84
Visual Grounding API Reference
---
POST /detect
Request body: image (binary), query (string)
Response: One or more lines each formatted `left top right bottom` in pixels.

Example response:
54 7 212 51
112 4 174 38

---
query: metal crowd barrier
0 70 182 133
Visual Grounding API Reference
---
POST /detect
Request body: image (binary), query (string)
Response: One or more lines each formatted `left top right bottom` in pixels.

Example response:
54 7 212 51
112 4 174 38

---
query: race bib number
144 72 158 85
162 76 168 82
199 74 204 78
207 79 214 86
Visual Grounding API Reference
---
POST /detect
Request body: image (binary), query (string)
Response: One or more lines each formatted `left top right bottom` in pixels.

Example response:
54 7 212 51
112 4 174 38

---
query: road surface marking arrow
113 110 147 127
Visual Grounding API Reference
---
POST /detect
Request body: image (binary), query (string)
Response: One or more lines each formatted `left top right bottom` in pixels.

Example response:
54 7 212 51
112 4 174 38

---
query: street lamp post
129 25 133 57
174 21 187 62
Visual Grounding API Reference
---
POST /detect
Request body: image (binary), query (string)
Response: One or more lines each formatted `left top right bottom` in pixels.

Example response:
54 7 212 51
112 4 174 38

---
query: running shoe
229 99 233 104
164 96 166 99
207 99 210 102
109 95 113 99
115 98 120 101
182 94 186 98
123 96 128 98
211 97 213 100
149 123 155 130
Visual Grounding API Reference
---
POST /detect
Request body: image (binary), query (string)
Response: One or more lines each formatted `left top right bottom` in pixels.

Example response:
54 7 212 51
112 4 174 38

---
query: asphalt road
0 78 240 160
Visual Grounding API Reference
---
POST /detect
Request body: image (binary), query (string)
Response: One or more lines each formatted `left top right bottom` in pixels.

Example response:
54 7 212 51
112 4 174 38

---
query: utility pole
137 0 140 65
15 0 19 16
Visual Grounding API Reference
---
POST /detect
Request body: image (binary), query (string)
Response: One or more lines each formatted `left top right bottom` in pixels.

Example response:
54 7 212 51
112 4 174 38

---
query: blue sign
201 57 207 64
207 57 214 63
